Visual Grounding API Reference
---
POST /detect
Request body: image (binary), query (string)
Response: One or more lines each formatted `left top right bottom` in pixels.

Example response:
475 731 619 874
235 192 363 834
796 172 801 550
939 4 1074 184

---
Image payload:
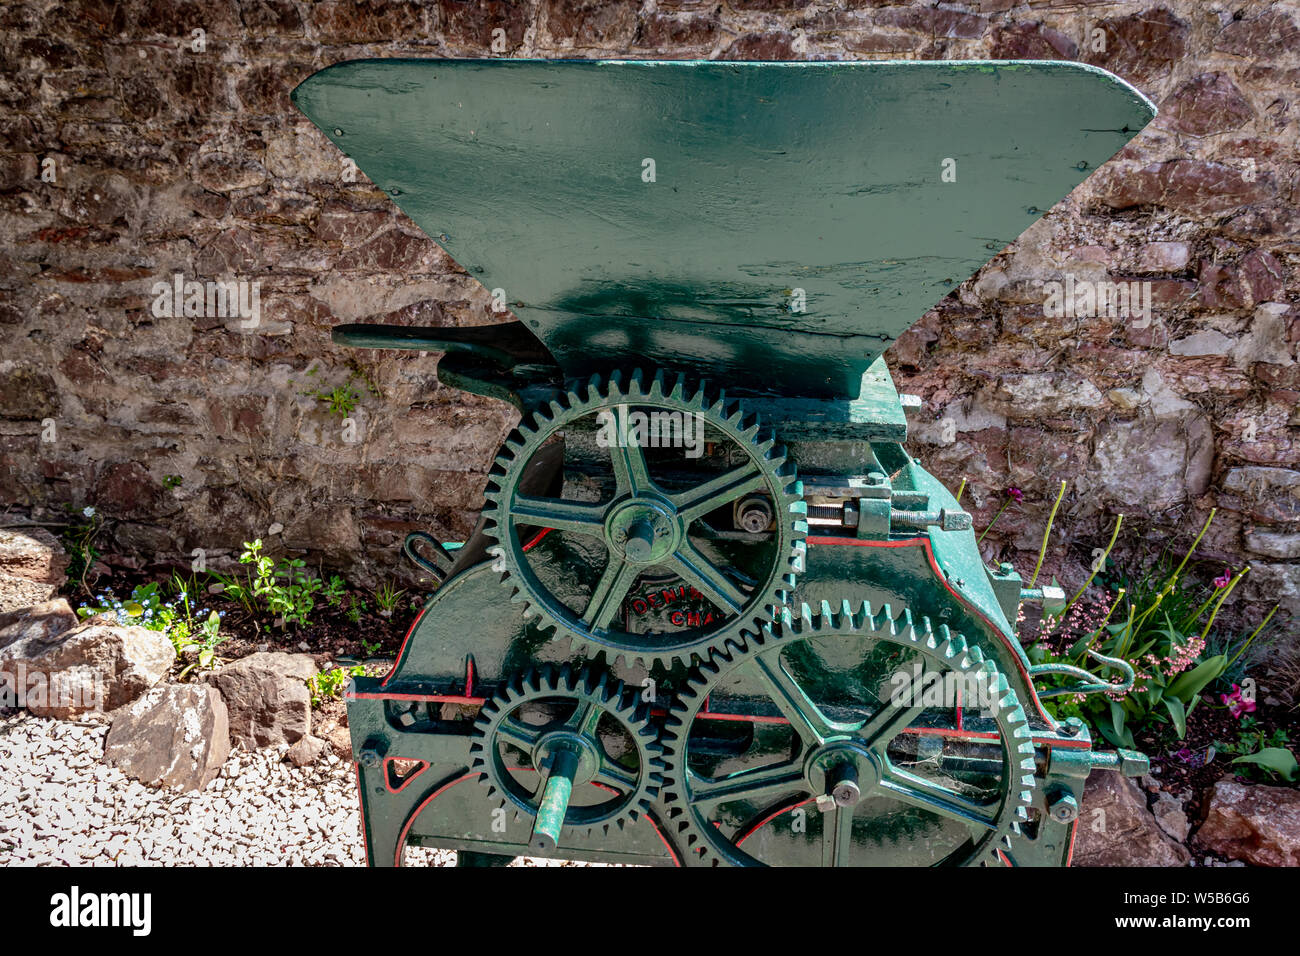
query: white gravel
0 712 592 867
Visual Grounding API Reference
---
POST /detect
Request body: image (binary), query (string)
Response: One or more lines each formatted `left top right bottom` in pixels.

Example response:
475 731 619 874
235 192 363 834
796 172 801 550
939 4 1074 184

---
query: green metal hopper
293 59 1154 400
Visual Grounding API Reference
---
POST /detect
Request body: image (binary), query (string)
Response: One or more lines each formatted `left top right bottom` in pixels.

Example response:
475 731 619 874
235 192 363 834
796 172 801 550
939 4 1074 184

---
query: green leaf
1108 700 1130 745
1231 748 1298 782
123 601 145 617
1166 655 1227 704
1164 696 1187 738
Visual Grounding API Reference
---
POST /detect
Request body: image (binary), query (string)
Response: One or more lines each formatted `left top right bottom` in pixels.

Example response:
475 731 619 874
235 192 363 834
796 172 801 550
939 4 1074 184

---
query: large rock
1088 413 1213 511
204 652 316 749
0 528 69 612
1197 779 1300 867
1073 772 1191 867
0 621 174 718
0 598 77 651
103 684 230 791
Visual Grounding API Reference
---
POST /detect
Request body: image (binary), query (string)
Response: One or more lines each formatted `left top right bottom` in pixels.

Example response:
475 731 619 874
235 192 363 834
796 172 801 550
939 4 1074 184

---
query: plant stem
1197 567 1249 642
977 500 1012 544
1030 480 1067 588
1227 604 1278 670
1062 513 1124 616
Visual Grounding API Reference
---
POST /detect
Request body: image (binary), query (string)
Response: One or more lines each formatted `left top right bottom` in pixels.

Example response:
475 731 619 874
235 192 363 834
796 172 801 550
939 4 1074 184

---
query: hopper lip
293 57 1156 125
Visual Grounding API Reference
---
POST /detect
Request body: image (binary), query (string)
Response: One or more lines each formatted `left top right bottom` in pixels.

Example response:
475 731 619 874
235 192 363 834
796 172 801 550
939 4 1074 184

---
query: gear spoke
567 699 603 736
821 805 855 867
580 559 641 630
668 540 747 615
481 371 804 669
859 695 926 751
509 495 606 536
689 760 806 811
877 763 1000 831
660 604 1034 867
672 463 766 524
608 420 653 496
495 716 542 755
594 757 640 792
472 666 664 835
750 654 828 746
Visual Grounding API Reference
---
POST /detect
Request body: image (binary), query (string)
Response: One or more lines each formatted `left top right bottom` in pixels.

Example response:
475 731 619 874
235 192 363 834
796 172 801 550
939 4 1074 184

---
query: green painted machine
293 59 1156 867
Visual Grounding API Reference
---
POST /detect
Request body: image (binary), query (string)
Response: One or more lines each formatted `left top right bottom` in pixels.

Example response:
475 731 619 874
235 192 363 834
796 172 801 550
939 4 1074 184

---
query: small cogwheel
470 665 665 848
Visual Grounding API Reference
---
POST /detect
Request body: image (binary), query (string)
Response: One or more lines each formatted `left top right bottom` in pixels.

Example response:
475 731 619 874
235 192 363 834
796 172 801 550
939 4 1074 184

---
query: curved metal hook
1030 647 1135 699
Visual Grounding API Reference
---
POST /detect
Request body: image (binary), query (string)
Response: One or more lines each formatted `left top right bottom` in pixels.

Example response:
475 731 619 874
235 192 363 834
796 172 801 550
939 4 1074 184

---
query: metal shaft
530 748 580 852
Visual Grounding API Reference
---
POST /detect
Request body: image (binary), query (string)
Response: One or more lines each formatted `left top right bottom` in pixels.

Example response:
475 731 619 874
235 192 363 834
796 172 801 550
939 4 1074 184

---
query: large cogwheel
482 368 806 669
661 601 1036 866
470 665 665 849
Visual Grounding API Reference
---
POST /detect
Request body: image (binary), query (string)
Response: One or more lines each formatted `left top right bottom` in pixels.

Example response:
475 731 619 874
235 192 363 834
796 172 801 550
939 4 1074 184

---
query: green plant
222 539 328 628
175 609 225 679
1214 717 1297 782
345 594 368 624
317 385 359 418
1030 509 1265 748
61 505 103 594
308 665 364 706
1231 748 1298 782
323 574 347 608
162 474 184 489
374 581 406 618
77 576 227 677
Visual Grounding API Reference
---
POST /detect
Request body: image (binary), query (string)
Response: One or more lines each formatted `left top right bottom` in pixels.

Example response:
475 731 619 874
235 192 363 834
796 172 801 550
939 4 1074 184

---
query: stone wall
0 1 1296 636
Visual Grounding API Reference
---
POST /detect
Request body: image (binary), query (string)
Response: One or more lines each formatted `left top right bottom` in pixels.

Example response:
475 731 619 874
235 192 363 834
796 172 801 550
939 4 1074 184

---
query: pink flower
1214 568 1232 588
1006 487 1024 503
1220 684 1256 719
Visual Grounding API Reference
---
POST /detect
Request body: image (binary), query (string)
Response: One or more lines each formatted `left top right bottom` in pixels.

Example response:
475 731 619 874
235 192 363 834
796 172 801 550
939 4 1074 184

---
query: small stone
1153 793 1190 842
203 652 316 749
0 622 174 719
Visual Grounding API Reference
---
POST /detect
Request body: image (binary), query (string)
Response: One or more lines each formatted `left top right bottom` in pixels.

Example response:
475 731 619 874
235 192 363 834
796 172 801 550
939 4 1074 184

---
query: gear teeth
660 600 1039 867
470 664 664 838
478 367 807 671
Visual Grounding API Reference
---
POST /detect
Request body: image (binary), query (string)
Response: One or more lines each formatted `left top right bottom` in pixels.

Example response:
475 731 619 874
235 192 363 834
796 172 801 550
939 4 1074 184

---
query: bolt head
831 780 861 807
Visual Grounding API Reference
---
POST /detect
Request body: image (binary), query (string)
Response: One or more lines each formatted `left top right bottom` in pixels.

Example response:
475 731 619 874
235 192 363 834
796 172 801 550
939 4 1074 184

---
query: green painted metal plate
293 59 1154 399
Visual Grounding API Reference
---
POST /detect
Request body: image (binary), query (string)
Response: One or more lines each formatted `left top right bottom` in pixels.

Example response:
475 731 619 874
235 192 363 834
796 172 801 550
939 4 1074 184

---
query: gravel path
0 712 589 867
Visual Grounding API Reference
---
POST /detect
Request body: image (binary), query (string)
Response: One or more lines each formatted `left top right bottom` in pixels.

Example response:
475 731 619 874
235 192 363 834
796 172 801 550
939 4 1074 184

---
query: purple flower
1220 684 1255 719
1213 568 1232 588
1006 487 1024 503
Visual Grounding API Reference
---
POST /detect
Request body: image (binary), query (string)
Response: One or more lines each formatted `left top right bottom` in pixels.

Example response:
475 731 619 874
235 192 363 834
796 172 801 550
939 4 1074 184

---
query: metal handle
403 532 455 583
